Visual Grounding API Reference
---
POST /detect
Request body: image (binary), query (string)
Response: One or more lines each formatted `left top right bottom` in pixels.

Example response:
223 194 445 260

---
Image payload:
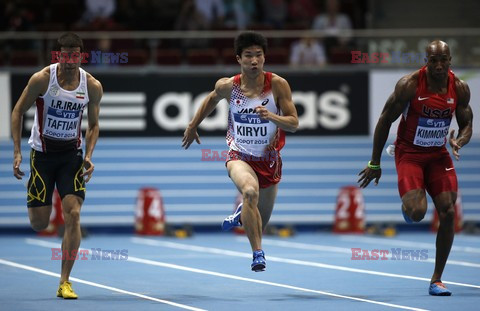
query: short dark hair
234 31 268 57
54 32 84 52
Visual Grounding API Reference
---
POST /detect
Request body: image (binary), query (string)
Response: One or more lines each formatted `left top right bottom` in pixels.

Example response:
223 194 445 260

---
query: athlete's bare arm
82 74 103 183
358 71 417 188
11 67 50 179
449 79 473 161
255 74 298 133
182 77 233 149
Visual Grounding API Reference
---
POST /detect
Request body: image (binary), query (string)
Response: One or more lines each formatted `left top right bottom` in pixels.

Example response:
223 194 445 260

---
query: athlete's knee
30 218 50 232
243 187 259 206
437 205 455 225
433 192 456 225
404 204 427 222
402 191 427 222
63 208 80 226
410 209 426 222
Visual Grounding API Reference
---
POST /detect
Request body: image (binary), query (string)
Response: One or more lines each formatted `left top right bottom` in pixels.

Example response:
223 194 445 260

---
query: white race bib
413 117 450 147
233 112 270 147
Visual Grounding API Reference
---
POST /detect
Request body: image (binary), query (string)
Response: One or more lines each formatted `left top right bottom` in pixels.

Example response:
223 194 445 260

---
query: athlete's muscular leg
431 191 456 282
258 184 278 230
227 160 262 251
60 194 83 284
27 150 54 231
28 205 53 231
401 189 428 222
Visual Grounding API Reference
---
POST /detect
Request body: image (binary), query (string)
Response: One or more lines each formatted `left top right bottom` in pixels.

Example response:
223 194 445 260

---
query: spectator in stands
123 0 156 30
287 0 318 29
1 0 35 31
78 0 117 30
113 0 133 28
194 0 225 29
223 0 257 30
175 0 210 48
1 1 36 50
260 0 288 29
311 0 353 60
289 35 326 67
150 0 184 30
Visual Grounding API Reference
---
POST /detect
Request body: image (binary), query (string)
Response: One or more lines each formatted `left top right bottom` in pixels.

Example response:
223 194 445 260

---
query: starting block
164 224 194 238
366 223 397 237
264 225 296 237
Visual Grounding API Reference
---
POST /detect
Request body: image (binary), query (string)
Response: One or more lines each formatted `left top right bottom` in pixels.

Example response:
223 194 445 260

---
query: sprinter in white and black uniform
183 32 298 272
11 33 103 299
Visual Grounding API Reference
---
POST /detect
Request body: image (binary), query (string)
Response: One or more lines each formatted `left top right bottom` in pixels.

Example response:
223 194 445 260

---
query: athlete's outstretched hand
182 126 201 149
358 166 382 188
449 129 461 161
13 152 25 179
81 157 95 183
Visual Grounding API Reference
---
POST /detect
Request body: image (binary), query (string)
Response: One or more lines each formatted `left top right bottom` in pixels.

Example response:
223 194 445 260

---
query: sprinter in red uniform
182 31 298 272
358 40 473 296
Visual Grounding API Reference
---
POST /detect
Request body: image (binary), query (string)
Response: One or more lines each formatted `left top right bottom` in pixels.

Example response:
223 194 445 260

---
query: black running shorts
27 149 86 208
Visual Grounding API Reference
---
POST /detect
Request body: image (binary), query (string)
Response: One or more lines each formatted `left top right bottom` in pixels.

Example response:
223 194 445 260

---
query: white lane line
25 238 427 311
125 256 428 311
261 238 351 253
425 258 480 268
0 258 206 311
130 237 480 289
339 236 480 254
258 238 480 268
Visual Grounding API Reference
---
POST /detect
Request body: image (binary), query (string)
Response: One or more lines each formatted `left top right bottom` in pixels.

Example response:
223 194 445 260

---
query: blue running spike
251 250 266 272
221 203 242 231
429 281 452 296
402 206 413 224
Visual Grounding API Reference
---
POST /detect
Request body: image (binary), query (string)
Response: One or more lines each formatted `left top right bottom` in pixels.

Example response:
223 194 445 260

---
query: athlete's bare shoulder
393 70 418 101
35 65 51 80
270 72 283 80
215 77 233 98
29 66 51 95
270 73 290 89
85 72 101 89
86 72 103 101
454 76 470 106
401 70 419 88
